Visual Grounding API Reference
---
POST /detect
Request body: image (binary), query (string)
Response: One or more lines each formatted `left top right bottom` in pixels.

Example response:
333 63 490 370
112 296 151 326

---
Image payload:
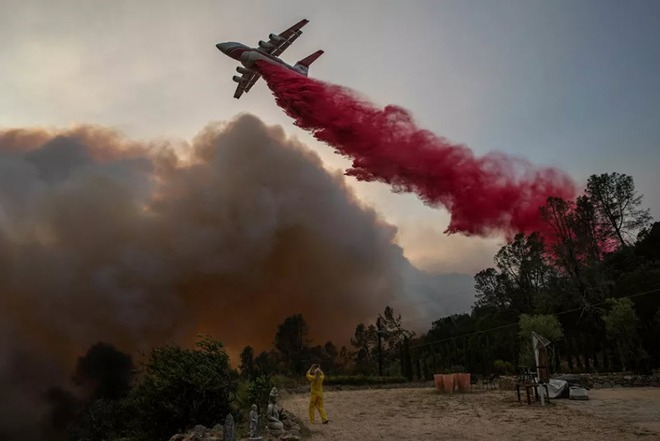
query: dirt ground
280 386 660 441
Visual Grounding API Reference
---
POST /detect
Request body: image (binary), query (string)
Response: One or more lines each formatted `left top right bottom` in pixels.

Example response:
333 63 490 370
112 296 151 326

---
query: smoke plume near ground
0 114 411 438
257 62 577 238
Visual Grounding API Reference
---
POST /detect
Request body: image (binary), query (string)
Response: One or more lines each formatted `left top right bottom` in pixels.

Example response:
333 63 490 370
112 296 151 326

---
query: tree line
46 172 659 441
244 173 660 379
415 172 660 377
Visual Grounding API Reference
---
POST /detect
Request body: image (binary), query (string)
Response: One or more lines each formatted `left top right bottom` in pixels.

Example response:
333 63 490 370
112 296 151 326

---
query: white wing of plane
233 19 309 99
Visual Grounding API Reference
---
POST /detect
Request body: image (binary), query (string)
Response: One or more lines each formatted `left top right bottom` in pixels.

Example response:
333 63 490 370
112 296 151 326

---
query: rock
569 387 589 400
169 435 186 441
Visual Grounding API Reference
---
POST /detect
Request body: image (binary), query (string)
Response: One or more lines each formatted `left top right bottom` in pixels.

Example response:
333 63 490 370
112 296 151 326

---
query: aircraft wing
262 19 309 58
233 70 262 99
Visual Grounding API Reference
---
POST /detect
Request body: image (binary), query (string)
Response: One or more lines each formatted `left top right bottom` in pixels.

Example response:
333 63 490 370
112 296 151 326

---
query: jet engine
269 33 285 42
258 40 275 50
232 75 247 83
236 66 253 75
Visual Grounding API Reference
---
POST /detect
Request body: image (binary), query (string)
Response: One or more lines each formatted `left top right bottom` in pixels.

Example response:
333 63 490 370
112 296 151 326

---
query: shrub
68 399 129 441
126 335 238 441
246 375 274 416
323 375 407 386
493 360 515 375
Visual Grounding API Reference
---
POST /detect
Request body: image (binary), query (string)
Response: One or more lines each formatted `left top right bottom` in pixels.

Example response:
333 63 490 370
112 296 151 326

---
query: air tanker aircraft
216 19 323 99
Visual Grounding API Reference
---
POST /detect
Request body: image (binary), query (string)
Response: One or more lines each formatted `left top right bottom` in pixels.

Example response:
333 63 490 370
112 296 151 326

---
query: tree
635 222 660 262
518 314 564 366
378 306 415 379
322 341 339 371
586 173 652 248
541 197 584 287
493 232 551 313
572 195 609 263
127 335 238 441
65 342 134 441
254 350 278 378
274 314 310 374
602 298 644 371
239 346 256 379
350 323 377 374
67 399 129 441
337 346 352 373
474 268 511 311
73 342 134 401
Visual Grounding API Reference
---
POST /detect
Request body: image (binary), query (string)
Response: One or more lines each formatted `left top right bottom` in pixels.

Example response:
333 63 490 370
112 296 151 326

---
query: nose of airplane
216 42 231 54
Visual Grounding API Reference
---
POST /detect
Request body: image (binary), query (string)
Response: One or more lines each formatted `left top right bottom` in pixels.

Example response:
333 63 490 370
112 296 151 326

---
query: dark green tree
350 323 378 374
518 314 564 366
127 335 238 441
586 173 652 248
378 306 415 378
274 314 310 375
254 350 278 378
493 232 551 313
239 346 256 379
73 342 134 401
602 298 645 371
474 267 511 311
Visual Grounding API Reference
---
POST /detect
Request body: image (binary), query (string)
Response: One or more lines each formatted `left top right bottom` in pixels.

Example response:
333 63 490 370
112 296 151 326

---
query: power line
365 291 476 325
409 286 660 350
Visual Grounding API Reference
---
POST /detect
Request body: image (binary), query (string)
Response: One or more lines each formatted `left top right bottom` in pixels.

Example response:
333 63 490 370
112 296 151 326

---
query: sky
1 0 659 325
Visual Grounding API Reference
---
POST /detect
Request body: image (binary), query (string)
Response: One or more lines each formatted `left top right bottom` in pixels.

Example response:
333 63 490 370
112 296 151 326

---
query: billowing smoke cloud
257 62 577 237
0 114 419 438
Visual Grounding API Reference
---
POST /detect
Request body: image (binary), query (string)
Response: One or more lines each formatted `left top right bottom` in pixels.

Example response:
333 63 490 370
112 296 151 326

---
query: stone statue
222 413 234 441
266 387 284 434
249 404 262 440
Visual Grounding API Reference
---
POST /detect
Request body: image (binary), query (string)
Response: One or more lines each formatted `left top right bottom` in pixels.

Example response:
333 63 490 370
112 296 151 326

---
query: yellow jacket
306 370 324 395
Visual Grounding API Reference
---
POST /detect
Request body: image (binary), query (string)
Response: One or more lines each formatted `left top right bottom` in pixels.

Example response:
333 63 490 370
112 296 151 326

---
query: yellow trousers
309 393 328 423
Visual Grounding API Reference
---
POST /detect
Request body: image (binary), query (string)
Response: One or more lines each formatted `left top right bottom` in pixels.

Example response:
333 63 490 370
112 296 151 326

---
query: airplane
216 19 323 99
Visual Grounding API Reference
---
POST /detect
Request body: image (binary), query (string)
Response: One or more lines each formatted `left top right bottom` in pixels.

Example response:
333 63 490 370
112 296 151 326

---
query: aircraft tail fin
293 50 324 76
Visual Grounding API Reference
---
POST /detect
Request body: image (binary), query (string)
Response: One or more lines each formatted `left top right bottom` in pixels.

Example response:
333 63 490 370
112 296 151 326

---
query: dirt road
281 386 660 441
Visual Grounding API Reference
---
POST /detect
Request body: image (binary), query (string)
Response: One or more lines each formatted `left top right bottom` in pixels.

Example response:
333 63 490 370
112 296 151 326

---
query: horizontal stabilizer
296 50 324 68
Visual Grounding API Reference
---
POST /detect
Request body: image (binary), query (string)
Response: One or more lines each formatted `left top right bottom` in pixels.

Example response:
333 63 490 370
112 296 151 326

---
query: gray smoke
0 114 474 438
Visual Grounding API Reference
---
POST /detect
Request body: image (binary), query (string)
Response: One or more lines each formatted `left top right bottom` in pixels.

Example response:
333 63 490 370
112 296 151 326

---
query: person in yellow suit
306 363 329 424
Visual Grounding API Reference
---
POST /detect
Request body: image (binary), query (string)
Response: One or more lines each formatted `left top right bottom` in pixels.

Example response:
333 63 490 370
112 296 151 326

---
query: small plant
493 360 515 375
246 375 274 416
446 365 466 374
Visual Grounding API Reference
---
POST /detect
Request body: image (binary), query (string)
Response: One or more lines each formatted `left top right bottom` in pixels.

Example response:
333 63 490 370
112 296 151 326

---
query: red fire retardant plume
257 62 576 237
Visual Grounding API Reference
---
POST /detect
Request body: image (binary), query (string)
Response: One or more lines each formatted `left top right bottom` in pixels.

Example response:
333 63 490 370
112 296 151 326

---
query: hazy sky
2 0 659 277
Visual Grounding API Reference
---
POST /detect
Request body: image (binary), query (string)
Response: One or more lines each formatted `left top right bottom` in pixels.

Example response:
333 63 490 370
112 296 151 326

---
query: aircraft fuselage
216 42 300 73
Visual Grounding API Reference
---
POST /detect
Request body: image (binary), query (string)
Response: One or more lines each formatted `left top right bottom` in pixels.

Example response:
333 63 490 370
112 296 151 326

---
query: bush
445 365 466 374
246 375 274 416
68 399 129 441
493 360 515 375
126 335 238 441
518 314 564 366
